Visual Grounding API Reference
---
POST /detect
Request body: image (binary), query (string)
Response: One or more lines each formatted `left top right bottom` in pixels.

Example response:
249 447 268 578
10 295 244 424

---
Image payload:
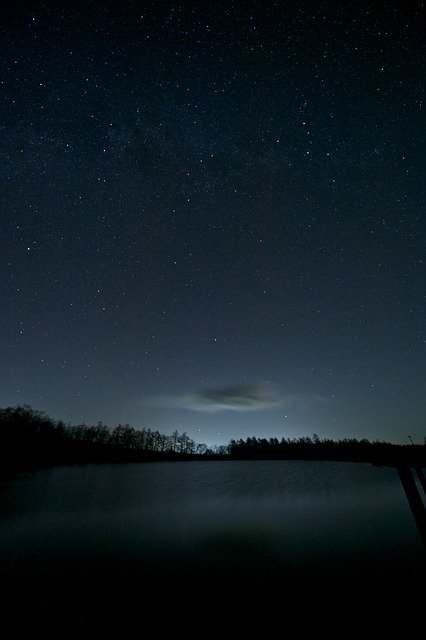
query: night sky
1 1 424 445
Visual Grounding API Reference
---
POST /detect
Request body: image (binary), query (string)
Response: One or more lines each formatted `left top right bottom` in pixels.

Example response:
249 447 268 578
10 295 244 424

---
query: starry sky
1 1 424 445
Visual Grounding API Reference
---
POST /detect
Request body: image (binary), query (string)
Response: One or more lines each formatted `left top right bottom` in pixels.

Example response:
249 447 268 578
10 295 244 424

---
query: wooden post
397 466 426 548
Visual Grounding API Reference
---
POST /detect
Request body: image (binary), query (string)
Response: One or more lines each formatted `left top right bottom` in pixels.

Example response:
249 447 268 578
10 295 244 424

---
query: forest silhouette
1 404 425 470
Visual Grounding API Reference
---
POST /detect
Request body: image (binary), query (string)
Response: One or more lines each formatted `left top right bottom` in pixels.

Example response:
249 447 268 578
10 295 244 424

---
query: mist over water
1 461 423 623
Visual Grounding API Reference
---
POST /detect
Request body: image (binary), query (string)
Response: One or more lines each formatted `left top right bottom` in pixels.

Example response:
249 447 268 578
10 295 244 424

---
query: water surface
1 461 423 623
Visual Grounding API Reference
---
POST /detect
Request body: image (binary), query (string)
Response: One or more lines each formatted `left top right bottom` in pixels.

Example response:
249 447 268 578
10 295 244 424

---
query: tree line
228 434 393 452
0 405 223 469
228 434 426 465
1 405 424 470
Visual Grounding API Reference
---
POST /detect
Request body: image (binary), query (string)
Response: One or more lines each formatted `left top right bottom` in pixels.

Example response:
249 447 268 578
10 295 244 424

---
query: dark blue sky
1 1 424 444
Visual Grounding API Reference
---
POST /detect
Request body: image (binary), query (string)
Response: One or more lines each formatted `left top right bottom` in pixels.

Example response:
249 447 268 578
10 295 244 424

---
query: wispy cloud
143 383 331 413
146 383 279 413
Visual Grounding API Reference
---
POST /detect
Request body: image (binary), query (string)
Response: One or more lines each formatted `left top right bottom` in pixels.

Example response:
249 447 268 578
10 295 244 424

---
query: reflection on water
0 461 424 622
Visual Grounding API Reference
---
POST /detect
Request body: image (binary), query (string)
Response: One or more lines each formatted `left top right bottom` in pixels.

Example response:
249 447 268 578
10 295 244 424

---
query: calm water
1 461 424 622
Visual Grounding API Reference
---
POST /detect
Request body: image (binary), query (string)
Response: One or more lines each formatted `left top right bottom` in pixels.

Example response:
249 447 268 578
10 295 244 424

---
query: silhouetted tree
196 443 208 455
170 430 180 453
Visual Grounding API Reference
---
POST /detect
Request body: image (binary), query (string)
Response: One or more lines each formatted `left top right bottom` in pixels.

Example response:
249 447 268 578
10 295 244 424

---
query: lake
1 460 424 625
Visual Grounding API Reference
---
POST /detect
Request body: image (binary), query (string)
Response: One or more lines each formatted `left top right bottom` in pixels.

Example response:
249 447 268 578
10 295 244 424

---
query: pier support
397 466 426 548
414 467 426 495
